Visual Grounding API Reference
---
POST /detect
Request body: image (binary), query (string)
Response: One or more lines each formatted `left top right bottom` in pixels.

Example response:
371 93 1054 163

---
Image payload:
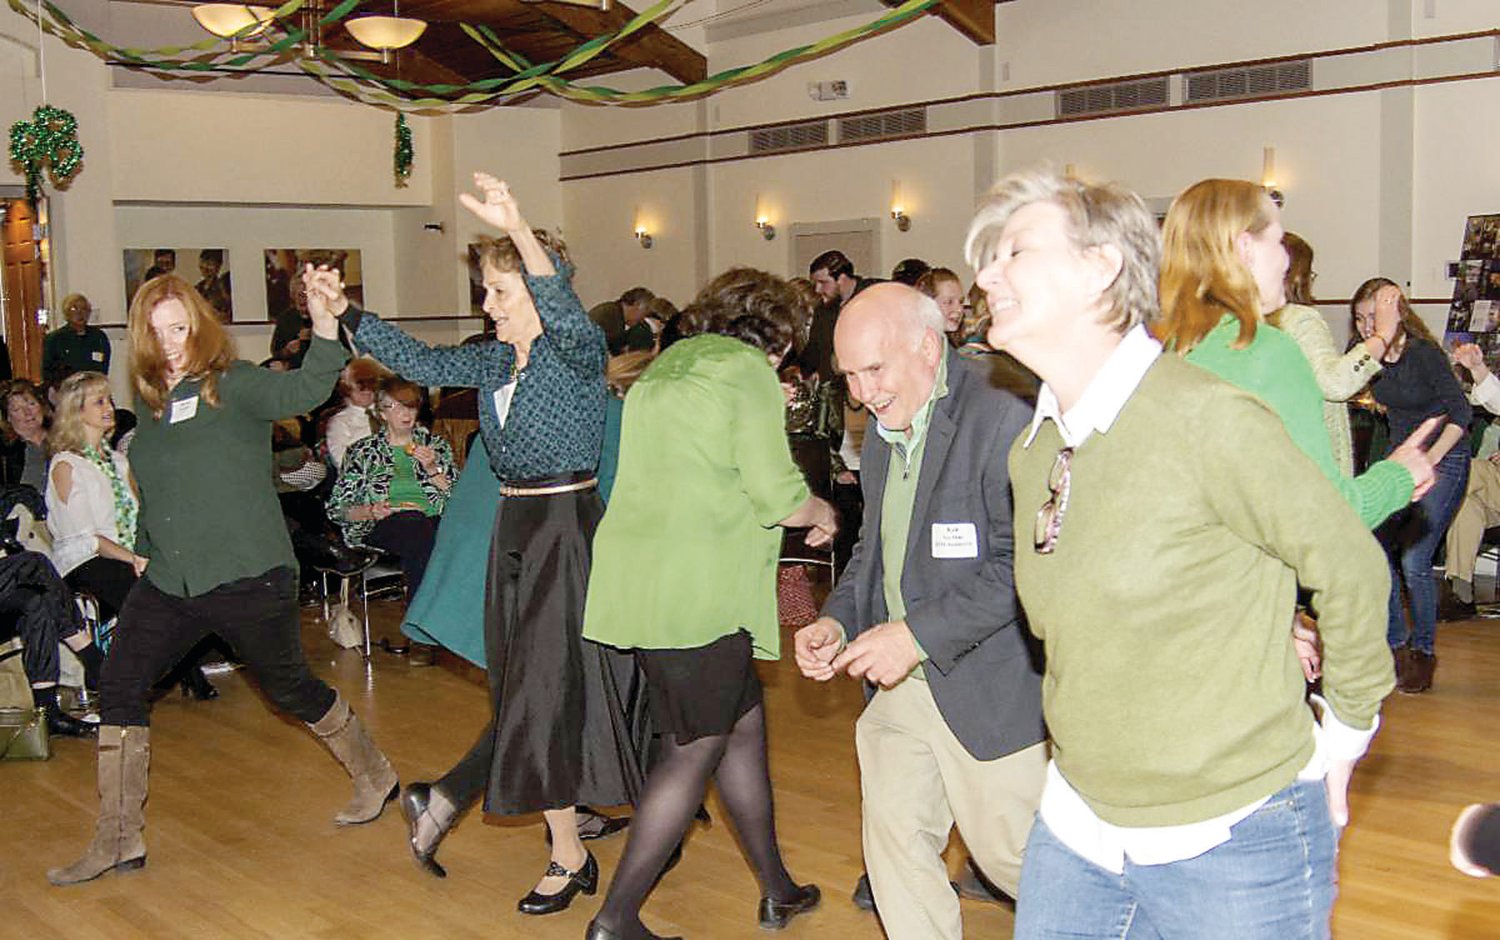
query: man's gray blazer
822 348 1045 762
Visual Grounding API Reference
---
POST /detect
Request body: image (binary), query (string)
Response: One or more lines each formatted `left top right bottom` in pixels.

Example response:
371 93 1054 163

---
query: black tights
594 703 798 936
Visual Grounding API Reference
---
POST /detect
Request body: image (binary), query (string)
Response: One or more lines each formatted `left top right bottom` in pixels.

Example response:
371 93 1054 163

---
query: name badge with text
169 396 199 424
931 522 979 559
91 351 105 362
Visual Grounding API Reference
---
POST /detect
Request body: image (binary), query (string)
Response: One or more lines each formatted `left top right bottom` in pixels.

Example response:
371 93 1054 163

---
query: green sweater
1011 354 1393 827
131 335 348 597
1184 315 1411 528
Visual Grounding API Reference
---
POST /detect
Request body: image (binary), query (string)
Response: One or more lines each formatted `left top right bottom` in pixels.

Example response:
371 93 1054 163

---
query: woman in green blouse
581 269 837 940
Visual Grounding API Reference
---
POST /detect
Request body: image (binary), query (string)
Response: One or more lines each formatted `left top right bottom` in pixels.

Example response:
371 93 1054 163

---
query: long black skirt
479 486 648 816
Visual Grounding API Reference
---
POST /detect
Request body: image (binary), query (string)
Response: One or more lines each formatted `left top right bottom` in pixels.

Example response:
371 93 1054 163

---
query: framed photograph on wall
264 248 362 363
123 247 233 322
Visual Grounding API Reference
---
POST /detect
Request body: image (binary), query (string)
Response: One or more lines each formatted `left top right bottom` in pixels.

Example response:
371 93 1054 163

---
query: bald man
794 283 1046 939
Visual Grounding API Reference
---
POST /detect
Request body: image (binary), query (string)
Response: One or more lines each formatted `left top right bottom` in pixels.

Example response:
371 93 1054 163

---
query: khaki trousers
856 677 1046 940
1445 458 1500 585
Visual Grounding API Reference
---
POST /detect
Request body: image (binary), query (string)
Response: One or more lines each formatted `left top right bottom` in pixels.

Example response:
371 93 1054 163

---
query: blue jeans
1014 780 1337 940
1381 451 1469 654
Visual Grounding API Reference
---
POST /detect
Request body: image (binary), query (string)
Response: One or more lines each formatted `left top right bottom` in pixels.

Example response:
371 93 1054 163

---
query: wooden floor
4 602 1499 939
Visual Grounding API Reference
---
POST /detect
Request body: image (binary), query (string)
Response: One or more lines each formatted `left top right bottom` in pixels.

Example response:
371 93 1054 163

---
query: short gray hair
964 167 1161 332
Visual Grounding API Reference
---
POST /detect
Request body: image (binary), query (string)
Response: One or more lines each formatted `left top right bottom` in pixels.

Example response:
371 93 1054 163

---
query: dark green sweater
1011 354 1393 827
131 336 347 597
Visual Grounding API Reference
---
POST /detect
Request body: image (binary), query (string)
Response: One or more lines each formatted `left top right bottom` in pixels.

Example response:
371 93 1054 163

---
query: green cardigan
584 334 809 659
1184 315 1410 528
131 336 347 597
1011 353 1393 827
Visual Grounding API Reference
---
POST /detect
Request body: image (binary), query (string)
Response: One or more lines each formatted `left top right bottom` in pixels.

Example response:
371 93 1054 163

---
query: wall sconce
634 224 654 250
754 194 775 241
890 180 911 233
1261 146 1285 208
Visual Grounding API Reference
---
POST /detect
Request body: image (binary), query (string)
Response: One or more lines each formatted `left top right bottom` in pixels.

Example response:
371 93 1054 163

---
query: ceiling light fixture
345 14 428 63
518 0 614 10
191 4 274 50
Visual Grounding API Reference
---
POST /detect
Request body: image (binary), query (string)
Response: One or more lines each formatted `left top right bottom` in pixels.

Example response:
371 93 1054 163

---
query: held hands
302 263 349 334
458 173 526 234
793 617 845 681
1453 342 1490 383
830 620 921 689
1388 415 1442 502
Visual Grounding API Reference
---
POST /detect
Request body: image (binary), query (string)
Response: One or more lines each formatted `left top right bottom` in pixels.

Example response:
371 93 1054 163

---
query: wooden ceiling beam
882 0 996 46
524 1 706 84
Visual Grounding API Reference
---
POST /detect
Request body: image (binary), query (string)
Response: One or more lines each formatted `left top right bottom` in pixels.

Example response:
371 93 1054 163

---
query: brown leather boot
1399 650 1436 694
47 725 150 886
309 694 398 825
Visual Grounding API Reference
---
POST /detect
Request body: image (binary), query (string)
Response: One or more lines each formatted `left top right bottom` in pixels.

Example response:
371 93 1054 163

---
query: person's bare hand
1388 416 1441 501
1373 284 1403 340
1291 612 1321 682
131 554 149 577
458 173 526 234
831 620 920 688
1454 342 1490 383
411 444 438 473
1325 758 1355 828
794 617 844 681
803 497 837 547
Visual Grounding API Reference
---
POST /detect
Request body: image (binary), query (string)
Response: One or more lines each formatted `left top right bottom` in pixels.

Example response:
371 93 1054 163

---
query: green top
877 353 949 623
1011 354 1393 828
387 449 437 515
42 325 111 385
584 334 810 659
1183 315 1411 528
130 335 348 597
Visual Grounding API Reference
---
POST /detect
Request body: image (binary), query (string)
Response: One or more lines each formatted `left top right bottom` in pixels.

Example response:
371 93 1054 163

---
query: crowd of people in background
4 163 1498 938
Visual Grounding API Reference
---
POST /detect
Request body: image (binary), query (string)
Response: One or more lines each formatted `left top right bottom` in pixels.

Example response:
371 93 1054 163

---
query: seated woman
327 377 454 597
0 380 51 491
44 371 217 701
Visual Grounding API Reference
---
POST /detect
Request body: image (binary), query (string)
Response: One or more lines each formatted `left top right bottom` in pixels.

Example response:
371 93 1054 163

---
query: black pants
1 550 86 686
65 556 137 623
832 473 863 577
365 511 440 597
99 566 336 727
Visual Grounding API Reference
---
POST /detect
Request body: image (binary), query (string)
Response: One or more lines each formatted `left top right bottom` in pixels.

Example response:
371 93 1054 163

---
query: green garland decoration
394 112 413 186
8 104 84 204
4 0 941 111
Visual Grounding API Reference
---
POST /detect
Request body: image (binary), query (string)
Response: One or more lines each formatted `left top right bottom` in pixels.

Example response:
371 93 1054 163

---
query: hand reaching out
458 173 526 234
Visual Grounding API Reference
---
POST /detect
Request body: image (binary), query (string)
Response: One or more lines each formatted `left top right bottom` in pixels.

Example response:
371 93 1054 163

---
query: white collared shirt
1027 325 1377 873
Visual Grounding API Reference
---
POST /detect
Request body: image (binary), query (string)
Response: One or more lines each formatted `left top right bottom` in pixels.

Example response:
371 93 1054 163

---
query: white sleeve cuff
1309 693 1379 762
1471 373 1500 414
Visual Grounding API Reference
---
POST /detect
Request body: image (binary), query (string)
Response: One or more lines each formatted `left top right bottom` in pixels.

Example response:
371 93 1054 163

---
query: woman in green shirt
326 376 454 596
582 269 837 940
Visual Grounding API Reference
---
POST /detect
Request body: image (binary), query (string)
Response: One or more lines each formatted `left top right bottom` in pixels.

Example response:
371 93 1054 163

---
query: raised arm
1279 305 1379 401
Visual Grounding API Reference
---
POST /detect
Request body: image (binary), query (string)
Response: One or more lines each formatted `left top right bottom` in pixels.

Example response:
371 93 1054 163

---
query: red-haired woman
48 274 397 887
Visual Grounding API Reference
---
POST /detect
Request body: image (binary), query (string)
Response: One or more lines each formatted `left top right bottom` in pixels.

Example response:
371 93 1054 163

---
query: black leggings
99 567 336 727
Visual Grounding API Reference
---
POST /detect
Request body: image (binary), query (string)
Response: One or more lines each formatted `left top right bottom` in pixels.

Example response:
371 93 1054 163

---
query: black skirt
480 486 649 816
635 630 762 744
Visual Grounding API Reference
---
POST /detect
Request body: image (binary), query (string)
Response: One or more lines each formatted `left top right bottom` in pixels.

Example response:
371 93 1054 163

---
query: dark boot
308 694 398 825
35 686 96 738
1399 650 1436 694
47 725 150 885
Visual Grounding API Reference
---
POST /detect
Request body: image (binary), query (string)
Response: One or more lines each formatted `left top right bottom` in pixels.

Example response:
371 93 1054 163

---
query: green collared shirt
875 354 949 672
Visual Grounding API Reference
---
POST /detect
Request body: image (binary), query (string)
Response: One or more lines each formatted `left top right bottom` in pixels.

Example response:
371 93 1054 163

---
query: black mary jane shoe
517 851 597 916
758 883 821 930
399 782 451 879
584 918 682 940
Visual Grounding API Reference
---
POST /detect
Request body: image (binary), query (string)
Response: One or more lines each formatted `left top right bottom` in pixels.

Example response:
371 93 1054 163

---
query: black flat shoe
577 807 631 842
517 851 597 915
399 782 451 879
44 705 97 738
584 918 682 940
759 883 820 930
180 669 219 701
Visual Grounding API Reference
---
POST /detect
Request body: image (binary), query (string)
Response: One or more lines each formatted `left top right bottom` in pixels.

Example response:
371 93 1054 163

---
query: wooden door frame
0 186 53 381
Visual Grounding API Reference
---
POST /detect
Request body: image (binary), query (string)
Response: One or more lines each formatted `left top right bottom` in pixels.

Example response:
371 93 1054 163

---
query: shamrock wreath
9 104 84 204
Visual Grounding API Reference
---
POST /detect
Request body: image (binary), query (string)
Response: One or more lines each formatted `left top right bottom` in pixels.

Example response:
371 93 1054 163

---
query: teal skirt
401 436 496 666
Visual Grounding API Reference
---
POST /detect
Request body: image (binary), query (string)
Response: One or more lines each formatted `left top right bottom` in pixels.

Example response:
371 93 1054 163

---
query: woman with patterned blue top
307 173 645 915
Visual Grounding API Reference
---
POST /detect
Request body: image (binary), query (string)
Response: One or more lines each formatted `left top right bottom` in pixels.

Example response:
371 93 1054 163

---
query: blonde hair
1158 178 1273 354
47 371 112 458
129 275 237 418
965 167 1161 334
607 350 656 397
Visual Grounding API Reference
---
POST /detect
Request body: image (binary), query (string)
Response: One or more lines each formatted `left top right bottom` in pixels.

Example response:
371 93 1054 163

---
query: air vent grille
838 107 926 144
1184 60 1312 103
1056 77 1170 118
749 120 829 154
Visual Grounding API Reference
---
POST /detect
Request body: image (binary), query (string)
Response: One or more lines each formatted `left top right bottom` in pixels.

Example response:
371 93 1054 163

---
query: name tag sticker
169 396 199 424
90 351 105 362
931 522 979 559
